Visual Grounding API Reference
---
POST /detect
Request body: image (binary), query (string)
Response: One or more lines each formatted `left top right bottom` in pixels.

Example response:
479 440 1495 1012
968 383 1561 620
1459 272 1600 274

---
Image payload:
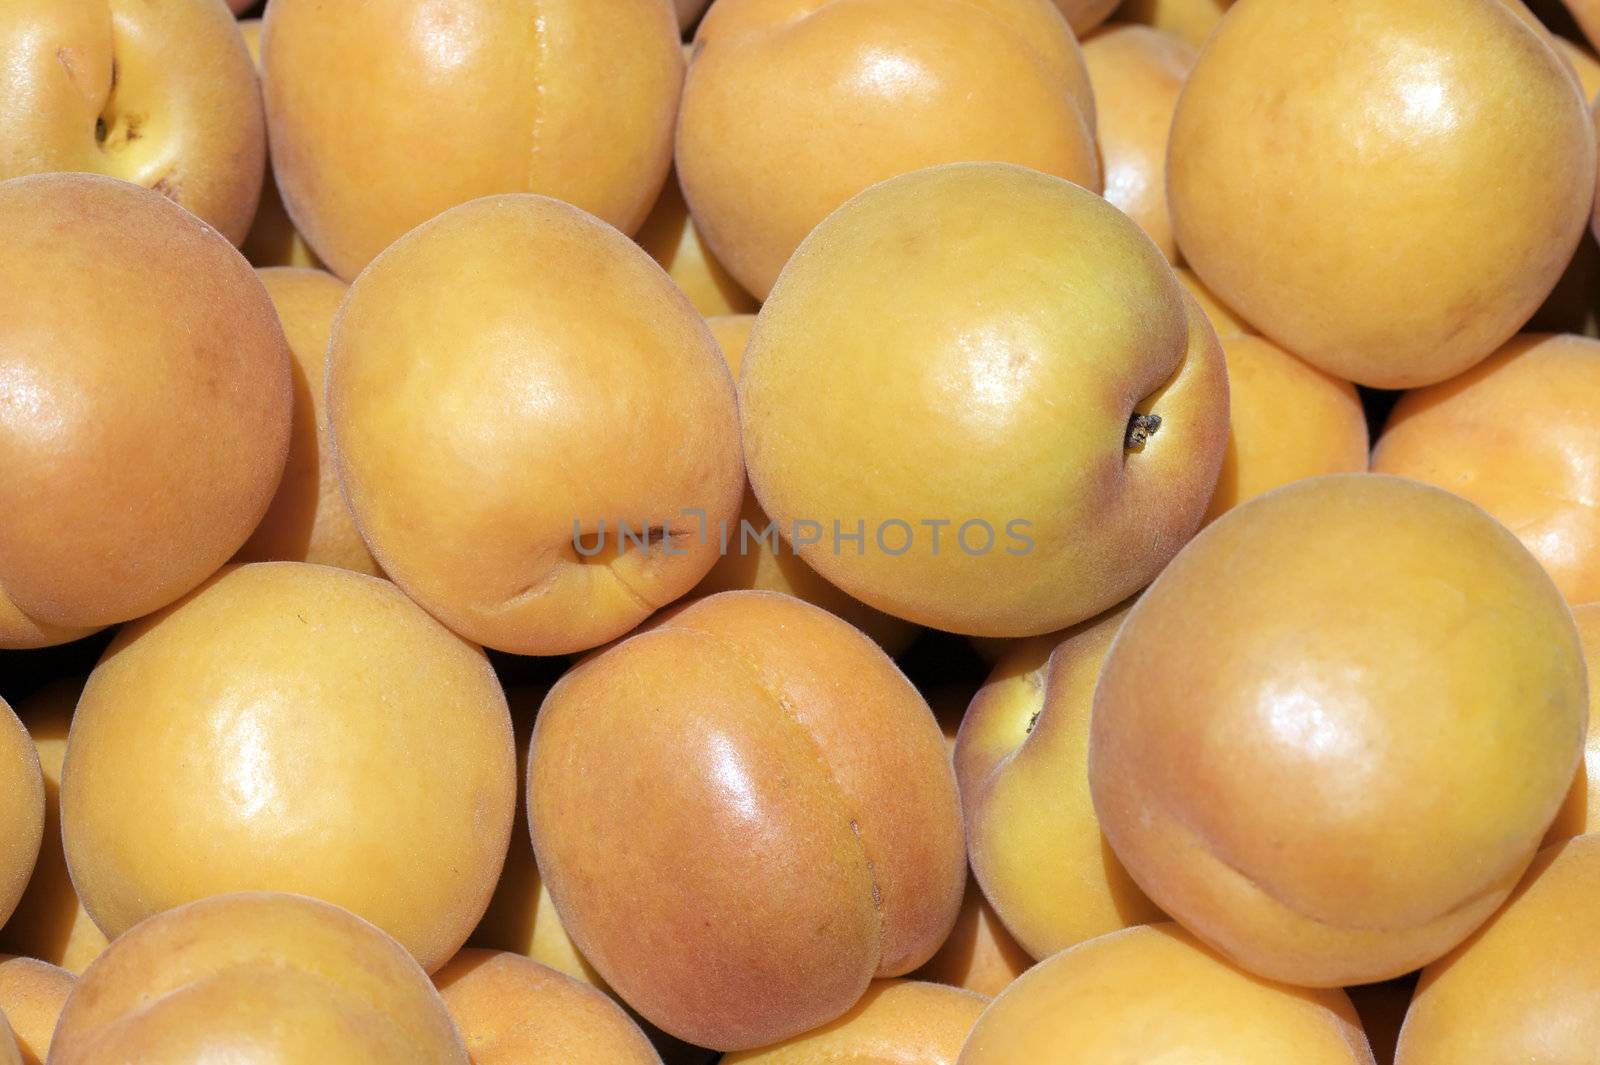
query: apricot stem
1125 412 1162 449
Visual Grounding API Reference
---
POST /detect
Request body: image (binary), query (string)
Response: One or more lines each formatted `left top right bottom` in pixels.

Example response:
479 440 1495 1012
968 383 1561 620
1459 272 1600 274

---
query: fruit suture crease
0 0 1596 1063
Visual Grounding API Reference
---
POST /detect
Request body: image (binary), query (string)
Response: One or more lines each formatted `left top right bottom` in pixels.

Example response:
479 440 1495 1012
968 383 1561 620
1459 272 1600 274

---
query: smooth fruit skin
262 0 681 279
467 688 603 989
0 704 41 933
435 950 661 1065
1177 266 1256 336
1169 0 1597 389
0 174 291 648
1205 334 1368 523
59 563 516 975
529 591 965 1051
328 195 743 657
677 0 1100 299
636 173 758 317
689 315 921 656
236 18 321 270
913 879 1033 997
1056 0 1119 33
1397 835 1600 1064
47 892 469 1065
1373 334 1600 604
959 924 1376 1064
1091 474 1588 987
0 0 264 244
0 681 106 974
1114 0 1232 48
234 268 379 576
956 606 1162 961
0 956 71 1065
1546 604 1600 842
1082 25 1197 262
740 163 1229 637
724 979 987 1065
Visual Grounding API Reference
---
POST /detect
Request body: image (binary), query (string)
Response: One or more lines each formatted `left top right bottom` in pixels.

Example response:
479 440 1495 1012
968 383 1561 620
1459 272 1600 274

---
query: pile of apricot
1 0 1598 1062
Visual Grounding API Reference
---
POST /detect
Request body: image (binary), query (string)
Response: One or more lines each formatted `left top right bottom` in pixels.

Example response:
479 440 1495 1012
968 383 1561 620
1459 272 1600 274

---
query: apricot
0 957 72 1065
1091 474 1587 986
0 681 106 974
1170 0 1596 388
959 924 1375 1063
740 163 1229 636
677 0 1100 298
0 703 39 938
1373 333 1600 603
48 892 468 1064
529 591 965 1050
689 314 920 655
724 980 987 1065
468 688 602 988
328 194 743 656
956 605 1161 961
1081 25 1197 262
1397 834 1600 1063
0 1017 14 1065
1348 980 1413 1065
262 0 681 279
1205 334 1368 523
236 18 320 270
1056 0 1119 34
636 173 758 317
1115 0 1232 48
0 0 264 243
234 268 378 576
436 950 659 1065
0 174 291 649
59 563 516 974
1545 603 1600 842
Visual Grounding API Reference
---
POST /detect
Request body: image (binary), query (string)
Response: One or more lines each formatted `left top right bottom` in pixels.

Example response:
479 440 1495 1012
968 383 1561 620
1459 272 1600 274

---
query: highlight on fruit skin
1090 473 1587 988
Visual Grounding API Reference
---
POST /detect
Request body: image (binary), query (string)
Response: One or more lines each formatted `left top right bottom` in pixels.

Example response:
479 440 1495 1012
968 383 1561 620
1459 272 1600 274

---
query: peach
689 314 920 655
959 924 1375 1063
0 174 291 649
1205 333 1368 523
59 563 516 974
1178 266 1256 336
740 163 1229 637
636 172 758 318
1170 0 1596 388
677 0 1100 299
1091 474 1587 986
435 950 660 1065
468 688 602 988
262 0 681 279
0 0 265 243
956 605 1161 961
0 957 72 1065
529 591 965 1050
724 980 987 1065
0 703 39 937
48 892 468 1063
236 18 321 270
1373 334 1600 604
1397 834 1600 1063
1114 0 1232 48
328 194 742 656
0 681 106 974
1545 603 1600 842
234 268 378 576
1081 25 1197 262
